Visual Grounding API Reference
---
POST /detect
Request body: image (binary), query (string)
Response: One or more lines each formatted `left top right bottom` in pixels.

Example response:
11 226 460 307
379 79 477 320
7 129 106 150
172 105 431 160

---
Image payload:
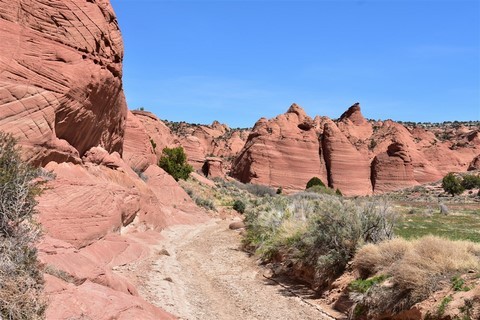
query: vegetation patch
349 275 388 293
243 192 396 288
0 132 48 319
395 210 480 243
158 146 193 181
351 236 480 318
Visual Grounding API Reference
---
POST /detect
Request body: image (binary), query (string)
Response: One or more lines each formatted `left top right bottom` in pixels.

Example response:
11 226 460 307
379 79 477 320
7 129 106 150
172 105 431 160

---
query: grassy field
394 203 480 242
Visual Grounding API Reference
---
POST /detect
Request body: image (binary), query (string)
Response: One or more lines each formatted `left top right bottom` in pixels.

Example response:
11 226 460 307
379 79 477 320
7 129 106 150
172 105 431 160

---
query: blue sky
111 0 479 128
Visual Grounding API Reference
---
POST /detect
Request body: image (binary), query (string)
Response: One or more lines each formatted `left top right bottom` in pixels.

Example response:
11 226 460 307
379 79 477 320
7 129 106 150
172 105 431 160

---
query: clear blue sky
111 0 479 128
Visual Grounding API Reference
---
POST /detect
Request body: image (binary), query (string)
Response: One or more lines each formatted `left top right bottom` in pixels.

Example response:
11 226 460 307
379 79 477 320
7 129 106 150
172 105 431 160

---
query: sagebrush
0 132 48 319
243 192 397 288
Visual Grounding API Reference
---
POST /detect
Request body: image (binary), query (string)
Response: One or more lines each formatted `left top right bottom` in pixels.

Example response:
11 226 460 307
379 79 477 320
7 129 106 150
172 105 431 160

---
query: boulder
468 154 480 171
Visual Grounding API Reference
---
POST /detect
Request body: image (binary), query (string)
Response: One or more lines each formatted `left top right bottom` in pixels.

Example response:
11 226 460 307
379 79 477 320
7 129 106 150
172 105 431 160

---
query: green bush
349 275 388 293
461 174 480 190
306 177 325 189
306 185 337 196
442 173 464 196
158 147 193 181
233 199 246 213
0 132 47 319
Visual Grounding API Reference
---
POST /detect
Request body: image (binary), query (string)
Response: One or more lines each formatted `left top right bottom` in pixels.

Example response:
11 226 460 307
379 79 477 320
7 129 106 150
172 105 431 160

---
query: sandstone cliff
0 1 204 318
0 0 127 166
231 103 480 196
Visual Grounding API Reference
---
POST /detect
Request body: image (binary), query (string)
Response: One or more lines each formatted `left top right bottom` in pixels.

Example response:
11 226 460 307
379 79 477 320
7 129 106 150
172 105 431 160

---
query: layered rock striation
231 104 328 193
0 1 205 318
0 0 127 166
231 103 480 196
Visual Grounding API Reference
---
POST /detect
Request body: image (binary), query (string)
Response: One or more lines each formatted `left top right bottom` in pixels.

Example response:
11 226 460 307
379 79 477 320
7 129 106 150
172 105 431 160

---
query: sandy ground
133 218 337 320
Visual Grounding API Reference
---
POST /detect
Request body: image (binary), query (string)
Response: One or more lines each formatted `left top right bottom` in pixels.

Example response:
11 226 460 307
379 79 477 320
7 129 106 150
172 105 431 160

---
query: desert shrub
461 174 480 190
194 197 216 211
0 132 47 319
158 147 193 181
442 173 464 196
149 138 157 152
306 177 325 189
244 183 276 197
244 193 397 288
351 236 480 317
335 188 343 196
233 199 246 213
307 184 339 196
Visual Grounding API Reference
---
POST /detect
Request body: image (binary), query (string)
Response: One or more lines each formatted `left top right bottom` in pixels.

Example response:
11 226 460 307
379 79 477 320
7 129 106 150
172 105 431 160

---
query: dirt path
138 218 336 320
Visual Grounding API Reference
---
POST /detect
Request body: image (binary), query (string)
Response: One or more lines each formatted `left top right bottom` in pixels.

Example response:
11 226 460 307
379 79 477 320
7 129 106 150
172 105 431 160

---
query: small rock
163 277 173 282
158 248 170 256
229 221 245 230
263 269 274 278
439 203 449 215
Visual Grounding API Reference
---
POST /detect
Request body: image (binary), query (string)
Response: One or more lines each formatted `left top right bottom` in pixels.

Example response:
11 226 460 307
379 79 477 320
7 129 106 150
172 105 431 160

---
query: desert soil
136 218 337 320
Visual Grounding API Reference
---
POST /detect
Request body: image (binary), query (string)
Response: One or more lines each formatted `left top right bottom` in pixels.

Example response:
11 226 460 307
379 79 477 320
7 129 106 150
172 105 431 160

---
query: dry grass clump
352 236 480 316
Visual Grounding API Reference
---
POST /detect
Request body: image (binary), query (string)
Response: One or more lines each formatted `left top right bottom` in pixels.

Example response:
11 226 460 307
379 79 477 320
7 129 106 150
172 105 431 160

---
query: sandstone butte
0 1 205 318
231 103 480 196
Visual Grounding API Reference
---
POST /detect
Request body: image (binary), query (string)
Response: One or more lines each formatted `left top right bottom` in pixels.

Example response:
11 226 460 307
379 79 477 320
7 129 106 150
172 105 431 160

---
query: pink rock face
371 142 417 193
131 110 178 161
160 119 250 172
202 157 225 178
45 275 175 320
231 104 328 192
123 111 158 172
337 103 373 143
469 154 480 170
0 0 127 165
322 118 373 196
231 103 479 195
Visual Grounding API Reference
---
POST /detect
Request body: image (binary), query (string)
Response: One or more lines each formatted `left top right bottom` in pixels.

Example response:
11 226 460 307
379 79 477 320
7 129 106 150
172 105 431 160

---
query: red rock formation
322 118 372 196
371 142 418 193
0 0 127 166
131 110 178 161
123 111 158 172
0 1 205 318
337 102 373 143
469 154 480 171
231 103 479 195
202 157 225 178
160 119 250 172
231 104 328 192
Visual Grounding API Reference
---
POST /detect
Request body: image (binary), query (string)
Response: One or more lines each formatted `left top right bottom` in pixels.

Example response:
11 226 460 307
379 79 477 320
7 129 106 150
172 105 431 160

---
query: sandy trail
138 218 335 320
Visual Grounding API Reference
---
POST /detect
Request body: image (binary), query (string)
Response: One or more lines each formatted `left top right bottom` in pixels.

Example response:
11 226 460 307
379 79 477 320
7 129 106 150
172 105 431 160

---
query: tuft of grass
451 275 471 292
437 295 453 317
349 275 388 293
